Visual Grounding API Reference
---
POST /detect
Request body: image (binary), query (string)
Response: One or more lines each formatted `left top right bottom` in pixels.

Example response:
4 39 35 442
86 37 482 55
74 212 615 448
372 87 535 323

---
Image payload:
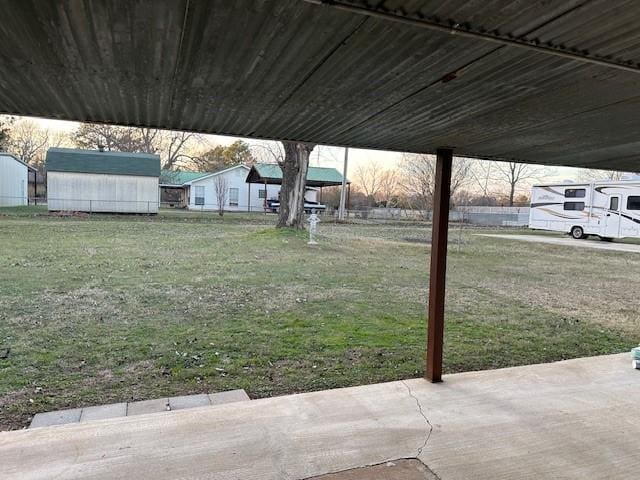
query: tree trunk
509 183 515 207
277 141 314 229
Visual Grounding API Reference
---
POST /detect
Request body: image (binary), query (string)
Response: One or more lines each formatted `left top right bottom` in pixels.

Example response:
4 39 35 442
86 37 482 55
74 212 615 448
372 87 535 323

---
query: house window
229 187 239 207
194 185 205 206
563 202 585 211
565 188 586 198
627 196 640 210
610 197 619 211
258 189 267 199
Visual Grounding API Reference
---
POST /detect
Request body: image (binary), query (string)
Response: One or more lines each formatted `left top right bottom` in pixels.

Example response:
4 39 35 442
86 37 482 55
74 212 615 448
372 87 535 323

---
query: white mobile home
529 181 640 240
185 165 280 211
161 163 347 212
0 153 35 206
46 148 161 214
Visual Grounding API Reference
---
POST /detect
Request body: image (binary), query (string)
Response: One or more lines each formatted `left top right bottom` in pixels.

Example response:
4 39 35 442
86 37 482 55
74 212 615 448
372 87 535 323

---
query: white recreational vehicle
529 180 640 240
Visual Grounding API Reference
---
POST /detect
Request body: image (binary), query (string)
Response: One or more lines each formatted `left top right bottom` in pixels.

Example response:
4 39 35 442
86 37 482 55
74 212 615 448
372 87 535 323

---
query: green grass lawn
0 207 638 430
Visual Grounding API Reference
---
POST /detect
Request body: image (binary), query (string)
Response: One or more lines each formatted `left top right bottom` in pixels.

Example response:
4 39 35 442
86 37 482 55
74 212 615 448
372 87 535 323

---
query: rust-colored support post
426 148 452 383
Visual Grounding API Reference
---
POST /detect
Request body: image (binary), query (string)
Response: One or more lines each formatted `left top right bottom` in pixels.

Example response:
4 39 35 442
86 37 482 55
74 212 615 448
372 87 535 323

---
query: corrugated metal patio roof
2 1 640 171
159 170 209 186
246 164 350 187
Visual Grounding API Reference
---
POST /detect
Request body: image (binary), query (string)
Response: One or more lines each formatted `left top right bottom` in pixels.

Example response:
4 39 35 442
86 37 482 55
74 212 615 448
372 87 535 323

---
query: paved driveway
477 233 640 253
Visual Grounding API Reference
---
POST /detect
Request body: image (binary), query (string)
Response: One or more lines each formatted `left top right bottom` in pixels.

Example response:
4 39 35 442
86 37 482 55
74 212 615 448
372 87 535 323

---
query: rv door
603 195 621 238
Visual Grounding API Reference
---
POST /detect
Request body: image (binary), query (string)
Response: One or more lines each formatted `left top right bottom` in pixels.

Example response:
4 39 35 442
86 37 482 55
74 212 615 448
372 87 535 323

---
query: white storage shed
0 153 35 207
46 148 161 214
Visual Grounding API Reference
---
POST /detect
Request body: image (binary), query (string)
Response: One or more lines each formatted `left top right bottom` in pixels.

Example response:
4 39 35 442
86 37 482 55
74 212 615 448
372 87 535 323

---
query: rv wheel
570 226 584 239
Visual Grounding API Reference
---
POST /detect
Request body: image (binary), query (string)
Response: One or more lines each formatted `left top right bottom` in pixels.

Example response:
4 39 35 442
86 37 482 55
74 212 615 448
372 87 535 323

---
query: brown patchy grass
0 208 637 430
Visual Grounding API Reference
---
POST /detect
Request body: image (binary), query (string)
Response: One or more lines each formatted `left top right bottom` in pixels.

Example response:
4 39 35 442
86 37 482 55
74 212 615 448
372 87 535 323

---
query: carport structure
1 1 640 478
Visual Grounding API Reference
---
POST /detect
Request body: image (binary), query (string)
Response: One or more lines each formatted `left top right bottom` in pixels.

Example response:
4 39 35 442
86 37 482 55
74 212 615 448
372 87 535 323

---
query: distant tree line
348 154 539 209
72 124 256 171
2 114 638 214
0 117 256 172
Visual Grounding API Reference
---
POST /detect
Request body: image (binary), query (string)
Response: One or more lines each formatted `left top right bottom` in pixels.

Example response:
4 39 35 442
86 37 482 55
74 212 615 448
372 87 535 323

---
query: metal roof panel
46 148 161 177
2 1 640 172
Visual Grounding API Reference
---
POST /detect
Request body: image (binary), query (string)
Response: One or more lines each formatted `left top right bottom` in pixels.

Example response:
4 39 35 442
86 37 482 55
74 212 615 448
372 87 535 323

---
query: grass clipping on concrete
0 207 638 430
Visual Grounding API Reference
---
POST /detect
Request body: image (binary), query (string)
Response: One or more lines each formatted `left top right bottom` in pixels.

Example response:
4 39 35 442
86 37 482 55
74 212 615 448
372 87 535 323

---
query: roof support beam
426 148 452 383
305 0 640 75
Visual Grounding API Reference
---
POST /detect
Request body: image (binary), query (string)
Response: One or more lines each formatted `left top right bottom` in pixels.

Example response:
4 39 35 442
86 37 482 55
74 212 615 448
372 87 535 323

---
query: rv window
628 196 640 210
565 188 586 198
563 202 585 211
610 197 619 211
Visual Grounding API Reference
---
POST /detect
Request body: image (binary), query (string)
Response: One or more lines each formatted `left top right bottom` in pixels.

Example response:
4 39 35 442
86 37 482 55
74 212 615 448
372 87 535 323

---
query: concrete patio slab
169 394 210 410
208 389 250 405
309 459 437 479
29 408 82 429
29 390 251 428
125 398 169 416
80 403 127 422
477 233 640 253
3 354 639 480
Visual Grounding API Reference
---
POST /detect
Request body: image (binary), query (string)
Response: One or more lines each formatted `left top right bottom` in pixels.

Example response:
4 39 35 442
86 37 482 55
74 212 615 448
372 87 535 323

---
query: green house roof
46 148 160 177
246 164 349 187
160 170 209 185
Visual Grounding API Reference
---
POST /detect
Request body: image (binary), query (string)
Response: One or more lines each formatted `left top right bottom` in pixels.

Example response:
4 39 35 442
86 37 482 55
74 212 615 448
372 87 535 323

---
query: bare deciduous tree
159 131 198 170
377 169 400 207
213 175 229 217
0 115 13 151
72 124 199 169
353 161 383 206
468 160 494 198
6 119 72 170
398 153 472 210
251 141 284 164
73 124 144 152
139 128 160 154
7 119 49 165
492 161 542 206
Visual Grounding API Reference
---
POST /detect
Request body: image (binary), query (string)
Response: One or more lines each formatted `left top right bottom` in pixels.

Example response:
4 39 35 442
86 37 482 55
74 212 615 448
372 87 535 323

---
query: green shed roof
160 170 209 185
46 148 160 177
246 164 349 187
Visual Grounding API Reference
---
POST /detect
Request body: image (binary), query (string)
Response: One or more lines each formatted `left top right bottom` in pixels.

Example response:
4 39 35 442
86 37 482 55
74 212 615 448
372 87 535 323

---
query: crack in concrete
401 380 433 458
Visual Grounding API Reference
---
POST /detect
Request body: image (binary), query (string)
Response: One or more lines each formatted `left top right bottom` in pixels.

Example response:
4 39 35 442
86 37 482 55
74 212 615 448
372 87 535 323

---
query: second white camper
529 181 640 240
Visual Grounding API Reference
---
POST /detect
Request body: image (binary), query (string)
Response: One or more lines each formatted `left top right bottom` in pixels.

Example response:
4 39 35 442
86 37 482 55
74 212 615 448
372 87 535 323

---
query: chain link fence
319 206 530 227
1 196 530 227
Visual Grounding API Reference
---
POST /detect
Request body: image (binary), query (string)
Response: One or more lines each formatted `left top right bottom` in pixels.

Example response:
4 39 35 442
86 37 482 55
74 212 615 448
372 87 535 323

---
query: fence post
89 200 92 215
